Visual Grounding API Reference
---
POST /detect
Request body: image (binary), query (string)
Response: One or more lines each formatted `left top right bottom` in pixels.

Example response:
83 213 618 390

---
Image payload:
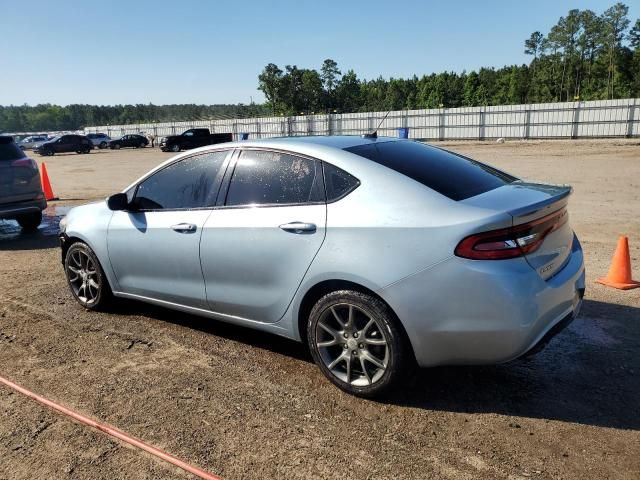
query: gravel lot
1 139 639 479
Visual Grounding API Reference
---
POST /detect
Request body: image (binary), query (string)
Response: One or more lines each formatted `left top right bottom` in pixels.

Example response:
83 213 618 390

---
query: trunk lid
461 181 574 279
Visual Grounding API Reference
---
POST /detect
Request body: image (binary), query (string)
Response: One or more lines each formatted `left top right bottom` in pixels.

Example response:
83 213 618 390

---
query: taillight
455 208 568 260
11 158 38 169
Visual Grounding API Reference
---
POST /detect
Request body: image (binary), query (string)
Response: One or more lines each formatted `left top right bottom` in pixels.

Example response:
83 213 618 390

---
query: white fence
84 98 640 141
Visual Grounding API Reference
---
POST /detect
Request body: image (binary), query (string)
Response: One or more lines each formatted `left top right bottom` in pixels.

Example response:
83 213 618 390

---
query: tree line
258 3 639 114
0 103 269 133
1 2 638 133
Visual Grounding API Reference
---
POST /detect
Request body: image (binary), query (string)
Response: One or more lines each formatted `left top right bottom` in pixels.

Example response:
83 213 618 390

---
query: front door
107 149 231 308
55 136 72 153
200 149 326 323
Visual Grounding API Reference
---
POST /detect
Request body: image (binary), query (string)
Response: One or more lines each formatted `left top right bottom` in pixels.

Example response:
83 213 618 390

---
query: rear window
0 137 26 161
345 141 516 201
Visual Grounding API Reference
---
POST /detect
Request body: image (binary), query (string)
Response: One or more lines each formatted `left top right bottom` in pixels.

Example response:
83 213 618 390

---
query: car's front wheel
99 142 107 149
307 290 408 398
64 242 112 310
16 211 42 232
170 144 180 152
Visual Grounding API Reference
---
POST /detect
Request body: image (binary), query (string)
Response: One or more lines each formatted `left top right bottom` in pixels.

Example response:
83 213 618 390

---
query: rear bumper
381 234 586 367
0 198 47 219
518 294 582 359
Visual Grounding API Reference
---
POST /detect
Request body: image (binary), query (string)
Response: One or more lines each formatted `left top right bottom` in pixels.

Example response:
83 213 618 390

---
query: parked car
18 135 50 150
0 136 46 231
34 135 92 156
109 134 148 150
160 128 232 152
59 136 585 397
87 133 111 149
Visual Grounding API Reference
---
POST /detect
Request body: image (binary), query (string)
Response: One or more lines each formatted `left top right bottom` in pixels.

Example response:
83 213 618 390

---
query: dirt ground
0 139 639 480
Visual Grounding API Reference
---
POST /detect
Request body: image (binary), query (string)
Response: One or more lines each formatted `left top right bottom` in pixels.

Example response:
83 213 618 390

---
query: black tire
99 142 107 149
307 290 408 398
170 144 180 152
139 142 146 148
64 242 113 310
114 144 121 150
16 211 42 232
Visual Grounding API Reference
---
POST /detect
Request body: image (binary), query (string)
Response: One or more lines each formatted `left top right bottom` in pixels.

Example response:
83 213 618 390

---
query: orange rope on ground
0 375 222 480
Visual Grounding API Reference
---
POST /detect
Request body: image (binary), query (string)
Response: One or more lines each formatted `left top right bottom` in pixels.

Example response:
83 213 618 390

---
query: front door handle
279 222 317 234
171 223 197 233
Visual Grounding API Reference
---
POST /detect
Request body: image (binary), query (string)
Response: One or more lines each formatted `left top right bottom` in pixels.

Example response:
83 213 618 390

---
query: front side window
225 150 323 207
133 150 228 210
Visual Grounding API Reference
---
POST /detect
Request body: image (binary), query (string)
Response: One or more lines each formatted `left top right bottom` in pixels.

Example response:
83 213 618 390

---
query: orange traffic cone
596 236 640 290
40 162 58 201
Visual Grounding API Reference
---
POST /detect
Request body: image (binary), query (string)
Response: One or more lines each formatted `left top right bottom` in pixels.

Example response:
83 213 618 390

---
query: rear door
107 149 231 307
200 148 326 323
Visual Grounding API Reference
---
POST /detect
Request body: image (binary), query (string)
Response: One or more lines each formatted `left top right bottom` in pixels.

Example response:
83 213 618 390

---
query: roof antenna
362 109 392 139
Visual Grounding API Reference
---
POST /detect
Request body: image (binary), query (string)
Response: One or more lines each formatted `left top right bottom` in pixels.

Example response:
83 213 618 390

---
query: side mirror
107 193 129 211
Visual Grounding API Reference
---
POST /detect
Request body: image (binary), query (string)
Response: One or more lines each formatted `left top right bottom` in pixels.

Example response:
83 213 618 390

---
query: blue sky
1 0 637 106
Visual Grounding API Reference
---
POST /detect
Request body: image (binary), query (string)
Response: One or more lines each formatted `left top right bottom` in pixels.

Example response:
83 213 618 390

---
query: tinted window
0 137 25 161
345 141 516 201
226 150 322 206
134 150 228 209
323 162 360 202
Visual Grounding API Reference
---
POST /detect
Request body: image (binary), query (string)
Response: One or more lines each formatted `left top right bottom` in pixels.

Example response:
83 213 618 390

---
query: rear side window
323 162 360 202
0 137 25 161
134 150 228 209
225 150 323 206
345 141 516 201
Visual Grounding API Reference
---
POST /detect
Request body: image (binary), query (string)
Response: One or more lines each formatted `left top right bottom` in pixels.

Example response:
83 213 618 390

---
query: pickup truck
160 128 233 152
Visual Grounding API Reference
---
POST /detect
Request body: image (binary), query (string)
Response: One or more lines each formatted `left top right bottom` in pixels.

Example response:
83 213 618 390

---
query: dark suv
0 136 46 231
34 135 92 156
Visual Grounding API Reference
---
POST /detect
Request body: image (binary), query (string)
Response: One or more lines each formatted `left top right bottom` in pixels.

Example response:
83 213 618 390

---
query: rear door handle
171 223 197 233
279 222 316 234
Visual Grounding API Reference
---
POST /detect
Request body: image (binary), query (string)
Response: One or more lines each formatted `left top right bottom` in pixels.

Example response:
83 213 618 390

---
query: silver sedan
59 136 585 397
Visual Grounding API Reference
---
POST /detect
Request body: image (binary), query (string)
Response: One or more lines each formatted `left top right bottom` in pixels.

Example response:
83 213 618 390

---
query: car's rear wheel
171 144 180 152
307 290 407 398
139 142 146 148
16 211 42 232
64 242 112 310
99 141 107 149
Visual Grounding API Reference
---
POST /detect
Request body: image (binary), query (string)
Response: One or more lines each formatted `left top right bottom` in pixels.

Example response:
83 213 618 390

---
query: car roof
253 135 400 150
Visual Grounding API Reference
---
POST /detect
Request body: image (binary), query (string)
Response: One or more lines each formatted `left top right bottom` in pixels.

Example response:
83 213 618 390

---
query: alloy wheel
314 303 390 387
66 249 101 306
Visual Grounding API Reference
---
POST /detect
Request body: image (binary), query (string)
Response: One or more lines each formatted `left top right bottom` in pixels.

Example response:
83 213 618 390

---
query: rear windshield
345 141 516 200
0 138 26 161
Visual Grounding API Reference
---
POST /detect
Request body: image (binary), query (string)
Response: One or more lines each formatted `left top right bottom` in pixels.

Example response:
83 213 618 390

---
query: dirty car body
59 136 585 396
